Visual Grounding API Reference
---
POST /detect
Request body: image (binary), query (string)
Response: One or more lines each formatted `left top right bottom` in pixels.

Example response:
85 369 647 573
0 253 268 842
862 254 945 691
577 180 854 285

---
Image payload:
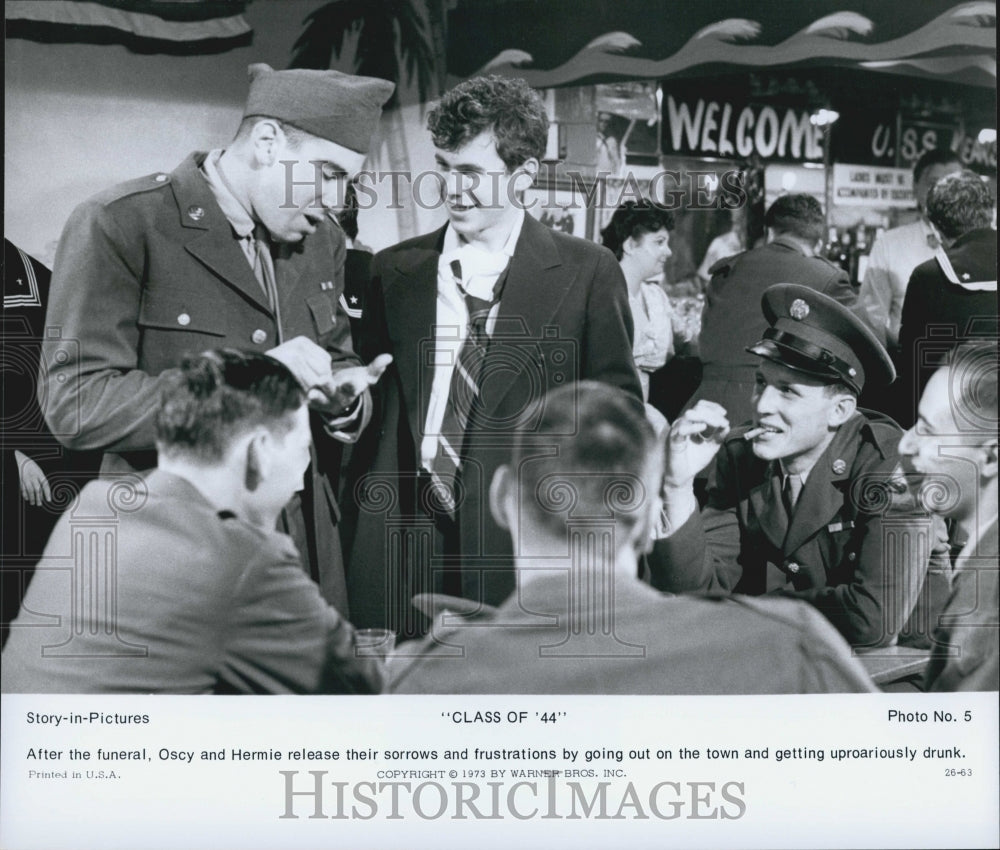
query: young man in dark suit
346 75 642 637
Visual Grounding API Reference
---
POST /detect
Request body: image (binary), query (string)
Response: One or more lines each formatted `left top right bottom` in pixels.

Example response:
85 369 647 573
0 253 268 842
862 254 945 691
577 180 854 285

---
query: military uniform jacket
39 153 363 613
344 215 643 634
1 471 382 695
649 412 929 647
389 573 874 694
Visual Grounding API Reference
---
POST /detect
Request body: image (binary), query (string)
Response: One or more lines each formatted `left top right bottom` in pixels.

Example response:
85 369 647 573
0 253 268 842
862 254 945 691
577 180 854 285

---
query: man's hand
15 450 52 507
664 401 730 490
307 353 394 416
266 336 339 390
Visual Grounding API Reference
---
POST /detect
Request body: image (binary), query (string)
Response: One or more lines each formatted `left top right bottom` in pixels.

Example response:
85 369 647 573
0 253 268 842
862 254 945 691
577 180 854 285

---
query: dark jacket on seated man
390 571 874 694
649 284 943 649
2 350 382 694
1 471 380 694
649 413 933 648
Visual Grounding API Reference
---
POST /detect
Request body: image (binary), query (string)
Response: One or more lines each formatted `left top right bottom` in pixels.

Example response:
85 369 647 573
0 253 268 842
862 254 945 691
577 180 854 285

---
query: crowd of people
2 67 997 696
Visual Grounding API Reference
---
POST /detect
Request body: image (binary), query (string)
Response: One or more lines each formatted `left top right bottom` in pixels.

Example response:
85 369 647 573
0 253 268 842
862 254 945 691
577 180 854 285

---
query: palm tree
290 0 446 240
291 0 437 102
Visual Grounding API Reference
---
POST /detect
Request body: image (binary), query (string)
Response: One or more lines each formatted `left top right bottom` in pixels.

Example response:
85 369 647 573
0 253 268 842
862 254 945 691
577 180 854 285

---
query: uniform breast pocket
138 289 227 370
822 521 861 581
307 292 338 338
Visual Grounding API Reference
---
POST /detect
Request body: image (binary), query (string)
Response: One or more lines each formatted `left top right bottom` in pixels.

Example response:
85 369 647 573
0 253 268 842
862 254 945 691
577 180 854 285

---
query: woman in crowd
600 200 676 404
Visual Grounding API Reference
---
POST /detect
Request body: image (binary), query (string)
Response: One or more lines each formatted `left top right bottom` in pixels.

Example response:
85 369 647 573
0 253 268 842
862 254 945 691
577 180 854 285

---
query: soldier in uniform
3 351 382 694
649 284 936 648
39 65 394 617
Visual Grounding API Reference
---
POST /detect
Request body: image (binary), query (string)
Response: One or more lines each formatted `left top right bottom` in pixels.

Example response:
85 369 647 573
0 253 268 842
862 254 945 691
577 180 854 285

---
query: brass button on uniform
786 561 801 574
177 313 191 326
187 205 205 221
251 329 267 345
154 174 168 182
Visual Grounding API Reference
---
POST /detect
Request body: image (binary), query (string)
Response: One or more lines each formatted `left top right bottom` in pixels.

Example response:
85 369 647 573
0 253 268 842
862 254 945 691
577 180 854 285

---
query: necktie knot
783 473 803 514
249 224 278 315
451 258 498 345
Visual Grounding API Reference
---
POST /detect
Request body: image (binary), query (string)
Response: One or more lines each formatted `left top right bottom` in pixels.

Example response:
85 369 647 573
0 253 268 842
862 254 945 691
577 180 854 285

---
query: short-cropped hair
913 147 961 183
233 116 309 149
427 75 549 171
945 341 999 436
600 200 676 260
765 193 825 243
156 349 306 462
510 382 661 537
925 170 995 240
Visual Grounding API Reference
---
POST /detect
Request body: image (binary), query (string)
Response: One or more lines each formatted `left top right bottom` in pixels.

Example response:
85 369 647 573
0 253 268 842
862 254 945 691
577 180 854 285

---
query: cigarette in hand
690 425 727 444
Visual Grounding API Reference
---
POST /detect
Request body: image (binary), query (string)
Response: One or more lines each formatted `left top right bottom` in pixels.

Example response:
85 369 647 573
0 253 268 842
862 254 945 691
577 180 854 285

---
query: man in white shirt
344 75 642 637
858 148 961 350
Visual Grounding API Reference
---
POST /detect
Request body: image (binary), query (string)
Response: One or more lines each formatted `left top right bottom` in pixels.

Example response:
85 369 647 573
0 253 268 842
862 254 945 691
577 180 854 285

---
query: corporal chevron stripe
6 0 251 54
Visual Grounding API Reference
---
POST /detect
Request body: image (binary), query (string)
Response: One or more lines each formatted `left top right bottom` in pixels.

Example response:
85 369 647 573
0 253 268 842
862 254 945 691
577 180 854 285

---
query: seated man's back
2 350 381 695
389 382 873 695
391 575 873 694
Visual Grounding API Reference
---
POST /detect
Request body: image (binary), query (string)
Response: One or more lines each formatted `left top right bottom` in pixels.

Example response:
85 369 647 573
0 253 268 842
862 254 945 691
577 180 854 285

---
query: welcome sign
662 94 824 162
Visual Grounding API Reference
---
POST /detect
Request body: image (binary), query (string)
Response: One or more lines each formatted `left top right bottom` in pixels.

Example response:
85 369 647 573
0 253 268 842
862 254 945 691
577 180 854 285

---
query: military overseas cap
243 63 395 154
747 283 895 395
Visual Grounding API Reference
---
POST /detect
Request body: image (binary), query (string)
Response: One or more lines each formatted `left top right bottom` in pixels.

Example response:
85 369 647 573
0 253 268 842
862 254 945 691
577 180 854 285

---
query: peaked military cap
748 283 895 394
243 63 395 154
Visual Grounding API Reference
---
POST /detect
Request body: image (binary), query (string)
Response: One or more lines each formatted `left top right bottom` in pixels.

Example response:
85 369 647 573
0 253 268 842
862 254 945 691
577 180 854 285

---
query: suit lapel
170 155 271 311
384 229 446 442
748 462 787 550
479 215 567 415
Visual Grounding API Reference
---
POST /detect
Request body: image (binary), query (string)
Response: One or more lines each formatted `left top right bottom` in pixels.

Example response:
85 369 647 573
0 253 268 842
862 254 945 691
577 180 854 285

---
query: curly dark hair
925 170 994 240
426 75 549 171
764 193 825 244
600 200 675 260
